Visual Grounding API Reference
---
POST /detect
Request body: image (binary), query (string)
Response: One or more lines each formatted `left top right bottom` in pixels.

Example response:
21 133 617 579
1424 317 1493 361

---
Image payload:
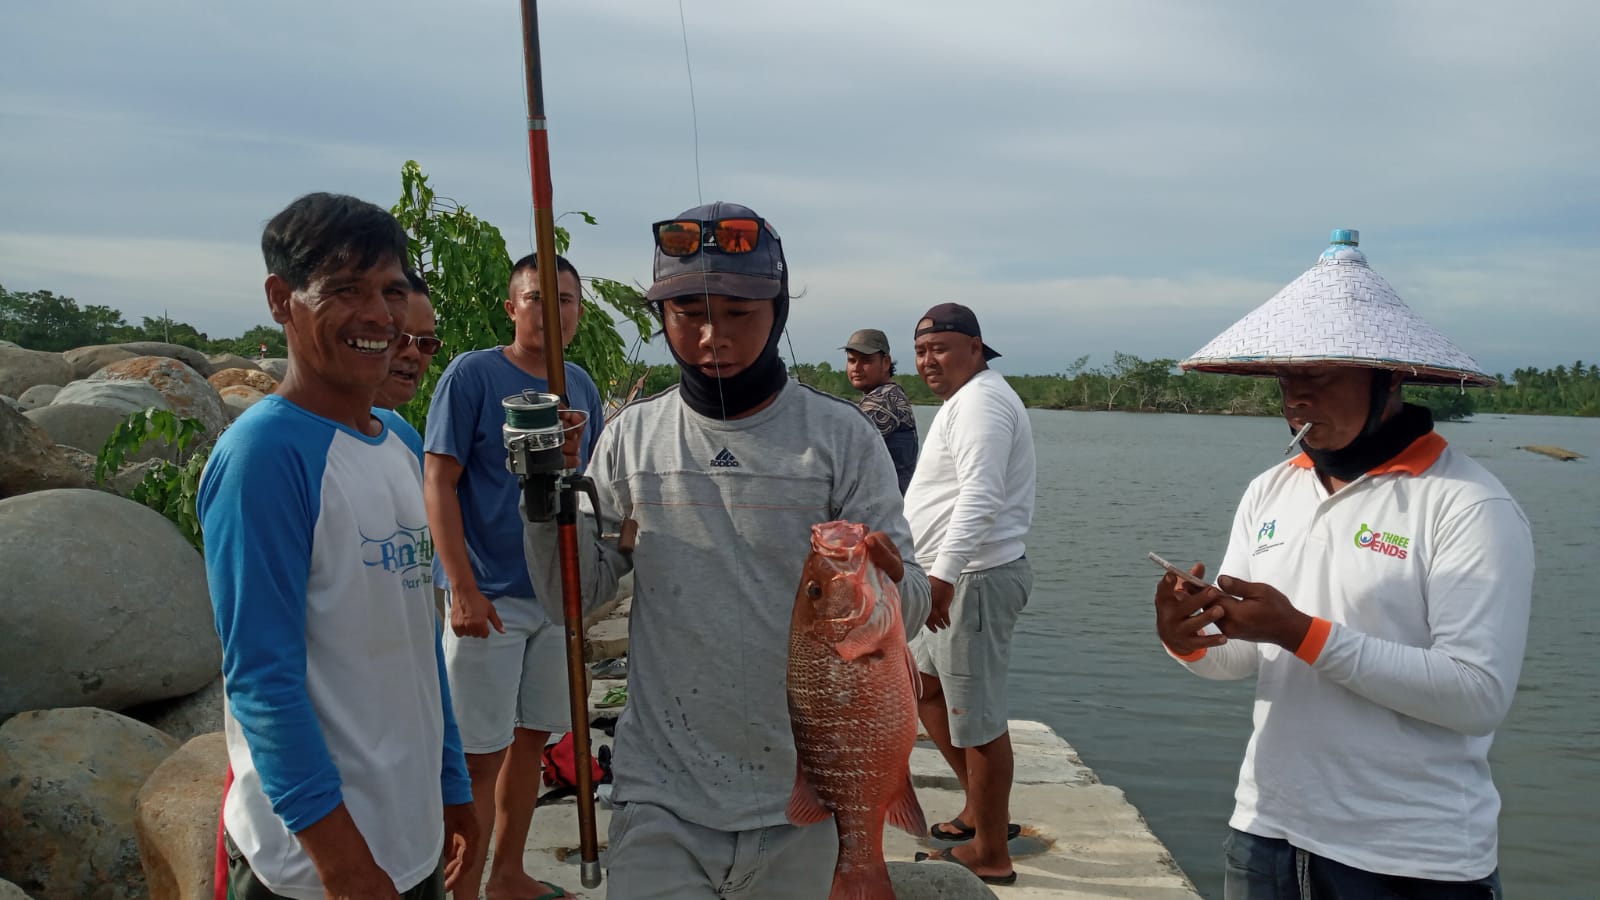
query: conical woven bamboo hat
1180 230 1493 386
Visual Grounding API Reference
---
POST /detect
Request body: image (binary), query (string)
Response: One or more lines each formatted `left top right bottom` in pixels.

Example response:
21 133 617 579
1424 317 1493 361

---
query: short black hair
509 253 581 294
261 192 409 291
405 268 430 297
887 358 897 377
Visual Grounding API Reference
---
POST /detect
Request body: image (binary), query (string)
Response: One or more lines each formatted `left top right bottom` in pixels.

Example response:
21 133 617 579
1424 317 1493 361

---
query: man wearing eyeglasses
374 270 441 412
523 201 931 899
422 253 604 900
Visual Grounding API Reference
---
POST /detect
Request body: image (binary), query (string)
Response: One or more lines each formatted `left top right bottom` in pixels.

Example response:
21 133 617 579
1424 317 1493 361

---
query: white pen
1285 421 1313 455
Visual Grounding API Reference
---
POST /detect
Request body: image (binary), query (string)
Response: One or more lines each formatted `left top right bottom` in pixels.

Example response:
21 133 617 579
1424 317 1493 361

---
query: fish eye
806 582 821 599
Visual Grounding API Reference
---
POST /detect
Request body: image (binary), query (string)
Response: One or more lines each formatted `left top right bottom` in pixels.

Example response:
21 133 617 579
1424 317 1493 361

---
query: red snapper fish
787 520 927 900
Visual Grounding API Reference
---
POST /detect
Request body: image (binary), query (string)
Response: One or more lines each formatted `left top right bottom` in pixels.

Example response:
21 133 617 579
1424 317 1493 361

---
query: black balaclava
646 201 792 419
662 286 791 419
1302 370 1435 481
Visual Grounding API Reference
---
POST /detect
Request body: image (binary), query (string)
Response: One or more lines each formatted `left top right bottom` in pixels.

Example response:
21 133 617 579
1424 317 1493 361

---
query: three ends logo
1354 523 1410 560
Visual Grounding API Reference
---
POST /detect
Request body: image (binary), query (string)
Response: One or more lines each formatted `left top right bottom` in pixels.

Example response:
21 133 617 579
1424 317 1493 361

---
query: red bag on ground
541 732 604 789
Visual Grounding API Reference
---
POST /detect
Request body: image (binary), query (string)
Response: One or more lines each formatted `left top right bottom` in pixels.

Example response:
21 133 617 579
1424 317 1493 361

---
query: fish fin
885 773 928 837
786 765 831 826
834 585 902 662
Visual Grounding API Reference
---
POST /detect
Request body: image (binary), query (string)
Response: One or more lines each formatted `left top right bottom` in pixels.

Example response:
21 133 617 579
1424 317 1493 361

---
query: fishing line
673 0 766 814
677 0 705 206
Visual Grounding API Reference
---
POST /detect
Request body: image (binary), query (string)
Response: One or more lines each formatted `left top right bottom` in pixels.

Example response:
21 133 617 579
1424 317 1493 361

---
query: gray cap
842 328 891 355
647 201 786 302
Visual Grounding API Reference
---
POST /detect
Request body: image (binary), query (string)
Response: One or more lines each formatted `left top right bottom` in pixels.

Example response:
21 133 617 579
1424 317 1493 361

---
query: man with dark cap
1158 230 1532 897
523 202 931 898
904 302 1035 887
843 327 919 493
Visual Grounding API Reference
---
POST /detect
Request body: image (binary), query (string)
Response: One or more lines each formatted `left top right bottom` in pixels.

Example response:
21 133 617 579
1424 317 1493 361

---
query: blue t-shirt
197 394 470 894
424 347 605 598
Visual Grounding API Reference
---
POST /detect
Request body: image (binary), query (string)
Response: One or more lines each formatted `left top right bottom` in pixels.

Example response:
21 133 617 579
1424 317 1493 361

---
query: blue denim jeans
1223 829 1503 900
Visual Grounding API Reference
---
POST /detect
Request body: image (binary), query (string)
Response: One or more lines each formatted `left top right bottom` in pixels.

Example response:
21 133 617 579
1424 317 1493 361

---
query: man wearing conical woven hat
1154 230 1534 896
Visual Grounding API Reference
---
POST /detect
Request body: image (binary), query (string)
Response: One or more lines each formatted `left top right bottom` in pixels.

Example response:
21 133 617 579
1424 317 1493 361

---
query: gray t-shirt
525 379 930 831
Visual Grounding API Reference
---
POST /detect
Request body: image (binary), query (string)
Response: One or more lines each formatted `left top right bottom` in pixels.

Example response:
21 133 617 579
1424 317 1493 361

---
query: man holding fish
524 202 931 898
1155 230 1533 898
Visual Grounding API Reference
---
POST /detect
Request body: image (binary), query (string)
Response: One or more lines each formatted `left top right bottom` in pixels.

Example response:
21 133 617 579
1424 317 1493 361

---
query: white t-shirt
1174 434 1534 880
904 368 1036 582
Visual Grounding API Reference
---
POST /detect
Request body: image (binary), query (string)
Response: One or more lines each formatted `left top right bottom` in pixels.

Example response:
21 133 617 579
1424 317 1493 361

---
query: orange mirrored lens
714 219 759 253
656 221 703 257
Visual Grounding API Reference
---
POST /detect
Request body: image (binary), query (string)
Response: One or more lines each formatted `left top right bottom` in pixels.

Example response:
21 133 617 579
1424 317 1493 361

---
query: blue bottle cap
1329 228 1359 246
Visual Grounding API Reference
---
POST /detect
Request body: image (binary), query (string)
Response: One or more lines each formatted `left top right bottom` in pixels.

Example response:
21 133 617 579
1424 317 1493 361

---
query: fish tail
829 859 896 900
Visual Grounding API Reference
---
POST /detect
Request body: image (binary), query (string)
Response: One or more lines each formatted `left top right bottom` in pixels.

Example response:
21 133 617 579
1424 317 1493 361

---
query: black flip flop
928 817 1022 842
914 849 1019 886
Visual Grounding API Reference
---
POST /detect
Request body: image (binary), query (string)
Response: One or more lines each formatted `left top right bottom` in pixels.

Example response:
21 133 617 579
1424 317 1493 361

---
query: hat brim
1179 356 1494 386
647 272 781 302
842 342 887 354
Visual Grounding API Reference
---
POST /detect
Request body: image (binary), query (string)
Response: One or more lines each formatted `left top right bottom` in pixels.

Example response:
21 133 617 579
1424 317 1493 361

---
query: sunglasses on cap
652 217 768 258
397 333 442 355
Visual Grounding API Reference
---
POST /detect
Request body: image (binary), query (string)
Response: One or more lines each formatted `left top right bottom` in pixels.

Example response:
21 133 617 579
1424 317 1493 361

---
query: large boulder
25 403 175 462
52 379 172 417
16 384 60 411
207 368 277 394
0 489 220 719
128 677 224 744
0 708 180 900
887 861 998 899
62 345 139 381
88 357 228 438
134 732 226 900
203 353 260 376
217 385 266 419
113 342 213 377
0 346 73 398
0 877 34 899
256 357 288 381
0 404 95 499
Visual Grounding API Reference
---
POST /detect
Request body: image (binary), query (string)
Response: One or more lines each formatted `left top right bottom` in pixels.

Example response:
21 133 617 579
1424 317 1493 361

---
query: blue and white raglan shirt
198 394 471 898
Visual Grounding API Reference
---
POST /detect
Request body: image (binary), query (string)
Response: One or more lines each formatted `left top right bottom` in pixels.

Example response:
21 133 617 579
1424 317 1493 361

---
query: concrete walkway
504 699 1198 898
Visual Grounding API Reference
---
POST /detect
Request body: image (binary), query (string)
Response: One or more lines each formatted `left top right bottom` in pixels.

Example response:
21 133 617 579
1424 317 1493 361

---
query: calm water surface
911 407 1600 898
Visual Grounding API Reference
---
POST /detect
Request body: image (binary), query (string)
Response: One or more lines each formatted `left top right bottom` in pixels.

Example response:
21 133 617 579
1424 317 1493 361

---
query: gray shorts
442 592 569 752
911 556 1032 748
606 801 836 899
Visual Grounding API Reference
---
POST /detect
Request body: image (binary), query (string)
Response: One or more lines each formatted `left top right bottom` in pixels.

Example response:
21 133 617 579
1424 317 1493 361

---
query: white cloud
1 0 1594 377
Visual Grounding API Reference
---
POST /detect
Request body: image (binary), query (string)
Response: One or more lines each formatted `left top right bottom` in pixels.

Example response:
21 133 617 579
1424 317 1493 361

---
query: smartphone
1147 552 1220 592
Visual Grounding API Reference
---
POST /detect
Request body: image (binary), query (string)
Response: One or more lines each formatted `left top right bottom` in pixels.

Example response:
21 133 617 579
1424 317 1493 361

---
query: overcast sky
3 0 1595 377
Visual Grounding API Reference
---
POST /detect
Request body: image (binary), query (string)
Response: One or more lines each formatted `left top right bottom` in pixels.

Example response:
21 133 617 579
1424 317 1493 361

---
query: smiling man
1159 230 1534 898
197 192 475 900
903 302 1036 887
522 201 931 899
373 269 440 411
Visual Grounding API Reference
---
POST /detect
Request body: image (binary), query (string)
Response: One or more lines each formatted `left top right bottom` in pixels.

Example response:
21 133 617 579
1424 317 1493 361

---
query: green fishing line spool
502 390 566 482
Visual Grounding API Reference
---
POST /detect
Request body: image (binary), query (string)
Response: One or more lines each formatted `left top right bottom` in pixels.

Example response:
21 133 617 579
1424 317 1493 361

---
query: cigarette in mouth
1285 422 1313 456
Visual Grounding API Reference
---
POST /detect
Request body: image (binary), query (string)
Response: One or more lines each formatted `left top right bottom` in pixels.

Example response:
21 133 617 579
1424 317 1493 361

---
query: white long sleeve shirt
903 368 1036 582
1172 434 1534 880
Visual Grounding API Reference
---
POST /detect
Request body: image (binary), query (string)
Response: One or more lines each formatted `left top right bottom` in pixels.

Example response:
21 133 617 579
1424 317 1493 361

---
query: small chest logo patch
710 447 741 468
1354 523 1412 560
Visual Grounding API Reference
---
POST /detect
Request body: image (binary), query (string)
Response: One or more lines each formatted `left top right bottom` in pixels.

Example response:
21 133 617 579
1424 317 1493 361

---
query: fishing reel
503 390 579 523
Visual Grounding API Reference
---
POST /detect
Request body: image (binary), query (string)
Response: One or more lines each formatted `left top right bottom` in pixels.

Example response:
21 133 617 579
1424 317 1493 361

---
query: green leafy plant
391 161 655 432
94 409 213 551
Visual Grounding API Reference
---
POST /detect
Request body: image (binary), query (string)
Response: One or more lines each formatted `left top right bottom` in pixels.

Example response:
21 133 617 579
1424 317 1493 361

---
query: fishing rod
512 0 602 888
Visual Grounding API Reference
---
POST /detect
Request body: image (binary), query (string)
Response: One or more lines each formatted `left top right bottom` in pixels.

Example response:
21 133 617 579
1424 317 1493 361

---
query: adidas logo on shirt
710 447 740 468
